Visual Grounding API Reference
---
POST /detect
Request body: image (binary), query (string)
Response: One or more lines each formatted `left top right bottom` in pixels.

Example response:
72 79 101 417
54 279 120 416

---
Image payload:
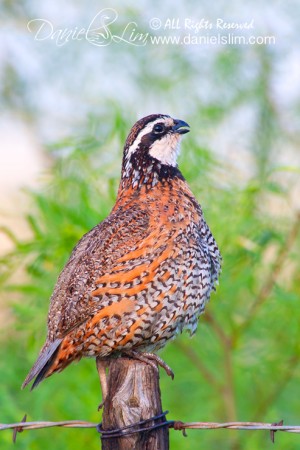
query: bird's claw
123 350 174 379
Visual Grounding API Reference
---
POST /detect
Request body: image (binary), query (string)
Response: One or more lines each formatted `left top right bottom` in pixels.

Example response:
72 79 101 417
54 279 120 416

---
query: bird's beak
172 119 190 135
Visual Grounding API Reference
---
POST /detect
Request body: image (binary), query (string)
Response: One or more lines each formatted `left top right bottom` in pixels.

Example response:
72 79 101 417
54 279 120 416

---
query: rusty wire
2 414 300 444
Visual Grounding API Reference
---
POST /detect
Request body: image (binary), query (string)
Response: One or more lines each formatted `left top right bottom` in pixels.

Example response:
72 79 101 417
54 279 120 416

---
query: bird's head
124 114 190 169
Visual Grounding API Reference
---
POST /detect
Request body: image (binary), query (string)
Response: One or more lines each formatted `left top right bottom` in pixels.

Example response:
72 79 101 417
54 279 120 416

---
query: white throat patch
148 133 182 166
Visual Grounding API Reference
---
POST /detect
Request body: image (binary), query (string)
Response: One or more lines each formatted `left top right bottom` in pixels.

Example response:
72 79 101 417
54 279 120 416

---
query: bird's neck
117 154 184 197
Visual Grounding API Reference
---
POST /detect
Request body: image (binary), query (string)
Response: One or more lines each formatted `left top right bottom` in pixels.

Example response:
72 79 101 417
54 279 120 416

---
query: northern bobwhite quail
22 114 221 395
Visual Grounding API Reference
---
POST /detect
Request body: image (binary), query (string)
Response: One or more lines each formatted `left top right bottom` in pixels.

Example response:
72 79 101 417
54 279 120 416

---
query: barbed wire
1 414 300 444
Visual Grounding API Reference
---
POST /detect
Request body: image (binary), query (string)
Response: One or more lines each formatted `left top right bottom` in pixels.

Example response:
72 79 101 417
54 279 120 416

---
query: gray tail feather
22 339 62 390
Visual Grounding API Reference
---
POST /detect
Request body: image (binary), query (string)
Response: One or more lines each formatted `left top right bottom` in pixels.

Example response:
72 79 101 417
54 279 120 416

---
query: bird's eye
153 123 165 134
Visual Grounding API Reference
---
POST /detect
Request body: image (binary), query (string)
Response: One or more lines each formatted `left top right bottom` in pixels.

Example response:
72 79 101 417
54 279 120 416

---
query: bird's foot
123 350 174 379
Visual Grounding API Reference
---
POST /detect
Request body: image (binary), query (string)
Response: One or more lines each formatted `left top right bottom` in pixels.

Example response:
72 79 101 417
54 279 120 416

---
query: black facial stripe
140 129 170 148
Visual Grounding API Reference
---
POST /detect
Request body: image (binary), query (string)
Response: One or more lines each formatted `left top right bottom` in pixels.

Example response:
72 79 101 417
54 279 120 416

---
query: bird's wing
22 202 179 389
46 203 151 341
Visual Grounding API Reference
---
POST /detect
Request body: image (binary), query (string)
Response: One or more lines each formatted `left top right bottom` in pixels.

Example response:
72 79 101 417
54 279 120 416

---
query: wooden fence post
100 357 169 450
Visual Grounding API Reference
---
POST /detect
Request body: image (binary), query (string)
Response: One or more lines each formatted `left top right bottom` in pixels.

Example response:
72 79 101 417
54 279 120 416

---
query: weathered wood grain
101 358 169 450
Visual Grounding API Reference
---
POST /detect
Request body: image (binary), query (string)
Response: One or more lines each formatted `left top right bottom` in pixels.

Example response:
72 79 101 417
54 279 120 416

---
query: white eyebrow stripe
126 118 167 158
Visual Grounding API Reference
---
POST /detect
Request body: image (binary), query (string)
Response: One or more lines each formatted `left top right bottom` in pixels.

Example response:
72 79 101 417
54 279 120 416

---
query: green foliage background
1 2 300 450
